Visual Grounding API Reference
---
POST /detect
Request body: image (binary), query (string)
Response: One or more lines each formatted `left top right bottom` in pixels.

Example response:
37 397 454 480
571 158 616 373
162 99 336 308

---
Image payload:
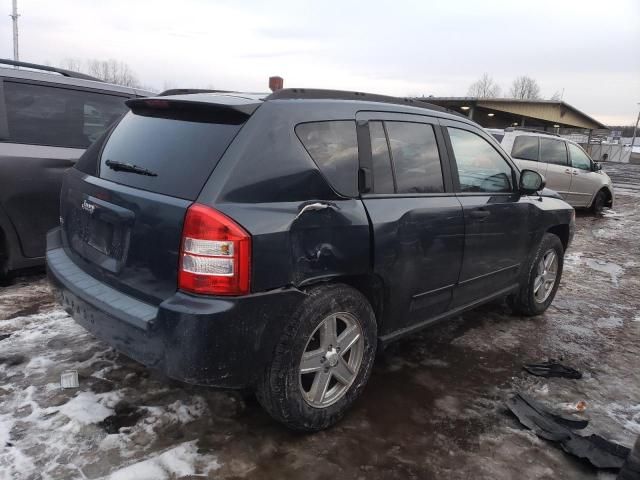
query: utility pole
630 103 640 153
10 0 19 62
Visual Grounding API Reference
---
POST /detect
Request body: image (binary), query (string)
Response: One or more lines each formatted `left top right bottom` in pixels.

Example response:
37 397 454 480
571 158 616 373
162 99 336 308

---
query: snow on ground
0 284 222 479
0 163 639 479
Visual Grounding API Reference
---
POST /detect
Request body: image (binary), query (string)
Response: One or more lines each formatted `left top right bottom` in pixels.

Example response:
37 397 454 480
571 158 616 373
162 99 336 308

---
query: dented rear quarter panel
197 100 371 292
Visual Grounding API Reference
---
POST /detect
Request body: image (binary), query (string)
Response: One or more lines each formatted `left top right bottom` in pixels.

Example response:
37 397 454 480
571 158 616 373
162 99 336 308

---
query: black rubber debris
99 402 145 434
523 360 583 379
0 333 11 341
507 393 630 470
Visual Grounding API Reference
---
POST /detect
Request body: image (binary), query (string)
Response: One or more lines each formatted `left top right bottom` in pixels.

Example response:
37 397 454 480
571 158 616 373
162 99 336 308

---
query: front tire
509 233 564 316
256 283 377 432
591 189 607 215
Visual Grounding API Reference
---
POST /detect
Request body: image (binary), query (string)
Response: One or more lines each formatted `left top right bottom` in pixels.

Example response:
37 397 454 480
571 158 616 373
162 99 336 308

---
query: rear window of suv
99 111 242 200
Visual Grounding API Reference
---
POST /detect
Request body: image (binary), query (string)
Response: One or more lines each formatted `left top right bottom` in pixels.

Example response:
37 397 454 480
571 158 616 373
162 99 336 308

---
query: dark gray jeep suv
0 59 153 279
46 89 575 431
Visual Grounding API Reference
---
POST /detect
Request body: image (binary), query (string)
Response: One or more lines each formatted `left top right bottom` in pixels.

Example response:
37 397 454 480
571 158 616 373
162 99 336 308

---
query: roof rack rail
158 88 235 96
0 58 102 82
266 88 458 115
505 126 561 137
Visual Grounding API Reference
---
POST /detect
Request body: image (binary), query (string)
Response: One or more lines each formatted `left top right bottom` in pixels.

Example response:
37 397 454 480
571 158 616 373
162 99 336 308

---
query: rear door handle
564 168 572 174
469 209 491 219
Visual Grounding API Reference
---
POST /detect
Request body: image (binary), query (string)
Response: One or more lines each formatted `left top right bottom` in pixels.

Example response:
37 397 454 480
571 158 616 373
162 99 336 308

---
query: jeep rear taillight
178 204 251 296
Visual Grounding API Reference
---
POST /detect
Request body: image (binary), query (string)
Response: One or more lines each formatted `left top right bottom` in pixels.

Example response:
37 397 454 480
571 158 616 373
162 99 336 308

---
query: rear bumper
46 227 305 388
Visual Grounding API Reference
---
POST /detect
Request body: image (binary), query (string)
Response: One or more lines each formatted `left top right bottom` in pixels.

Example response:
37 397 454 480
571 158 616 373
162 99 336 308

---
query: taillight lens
179 204 251 295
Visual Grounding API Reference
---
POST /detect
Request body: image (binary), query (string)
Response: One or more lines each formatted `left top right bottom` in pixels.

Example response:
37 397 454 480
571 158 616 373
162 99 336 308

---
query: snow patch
105 441 220 480
596 316 624 329
584 258 624 286
57 391 115 426
605 403 640 435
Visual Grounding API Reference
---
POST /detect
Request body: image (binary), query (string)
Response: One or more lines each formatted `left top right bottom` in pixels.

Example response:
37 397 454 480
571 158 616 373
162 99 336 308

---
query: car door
0 79 131 259
441 120 530 307
357 112 465 336
566 143 598 207
539 138 572 200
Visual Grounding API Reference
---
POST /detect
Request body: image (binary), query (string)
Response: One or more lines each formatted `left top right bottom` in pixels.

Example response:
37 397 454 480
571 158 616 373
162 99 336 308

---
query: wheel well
546 224 569 251
598 187 613 207
304 274 385 334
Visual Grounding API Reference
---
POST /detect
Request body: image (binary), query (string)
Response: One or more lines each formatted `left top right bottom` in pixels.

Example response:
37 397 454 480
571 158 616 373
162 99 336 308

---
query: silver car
500 130 614 213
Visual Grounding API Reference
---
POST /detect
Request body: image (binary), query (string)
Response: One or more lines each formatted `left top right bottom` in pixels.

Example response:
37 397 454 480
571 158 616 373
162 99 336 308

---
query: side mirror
519 169 545 195
592 162 602 172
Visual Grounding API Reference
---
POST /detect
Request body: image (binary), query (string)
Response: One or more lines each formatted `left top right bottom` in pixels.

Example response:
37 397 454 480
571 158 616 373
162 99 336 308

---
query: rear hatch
59 95 261 304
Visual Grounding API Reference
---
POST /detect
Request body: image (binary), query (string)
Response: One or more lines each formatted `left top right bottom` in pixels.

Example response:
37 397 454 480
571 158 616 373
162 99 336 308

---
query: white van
500 129 614 213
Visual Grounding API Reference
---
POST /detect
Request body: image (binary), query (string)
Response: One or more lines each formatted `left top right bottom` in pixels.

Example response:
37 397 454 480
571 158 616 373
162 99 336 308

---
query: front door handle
564 168 572 174
469 209 491 219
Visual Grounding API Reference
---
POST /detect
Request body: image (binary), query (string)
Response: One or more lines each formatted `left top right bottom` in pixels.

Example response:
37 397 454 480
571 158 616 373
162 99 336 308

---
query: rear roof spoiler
126 97 261 124
158 88 234 96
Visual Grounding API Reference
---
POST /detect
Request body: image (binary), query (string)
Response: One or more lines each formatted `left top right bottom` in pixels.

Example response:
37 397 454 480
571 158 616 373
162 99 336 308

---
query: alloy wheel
533 249 558 303
299 312 364 408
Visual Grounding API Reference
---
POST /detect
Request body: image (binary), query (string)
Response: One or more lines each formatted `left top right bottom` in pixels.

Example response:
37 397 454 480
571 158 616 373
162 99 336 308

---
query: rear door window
99 111 243 200
385 121 444 194
3 81 129 148
540 138 568 166
511 136 539 161
368 121 395 194
295 121 358 196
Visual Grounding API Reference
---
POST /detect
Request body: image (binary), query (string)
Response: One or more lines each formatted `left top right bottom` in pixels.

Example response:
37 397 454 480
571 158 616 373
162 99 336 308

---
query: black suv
46 89 575 431
0 59 153 279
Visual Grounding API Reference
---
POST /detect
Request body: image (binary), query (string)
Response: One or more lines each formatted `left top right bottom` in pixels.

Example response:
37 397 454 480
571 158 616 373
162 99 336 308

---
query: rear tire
256 283 377 432
509 233 564 316
591 189 607 215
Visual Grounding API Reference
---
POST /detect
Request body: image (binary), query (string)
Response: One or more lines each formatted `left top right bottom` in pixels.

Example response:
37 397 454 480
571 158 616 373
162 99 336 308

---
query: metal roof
418 97 606 129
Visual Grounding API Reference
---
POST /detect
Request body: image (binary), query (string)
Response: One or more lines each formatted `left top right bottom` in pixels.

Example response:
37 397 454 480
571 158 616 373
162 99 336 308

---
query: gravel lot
1 163 639 480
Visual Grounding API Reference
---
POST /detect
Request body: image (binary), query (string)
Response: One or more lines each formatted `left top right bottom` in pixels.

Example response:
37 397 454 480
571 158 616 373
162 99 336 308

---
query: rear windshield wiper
105 160 158 177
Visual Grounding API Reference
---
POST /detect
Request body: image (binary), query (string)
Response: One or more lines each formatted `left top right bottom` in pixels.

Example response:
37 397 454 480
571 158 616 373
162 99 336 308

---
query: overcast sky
1 0 639 125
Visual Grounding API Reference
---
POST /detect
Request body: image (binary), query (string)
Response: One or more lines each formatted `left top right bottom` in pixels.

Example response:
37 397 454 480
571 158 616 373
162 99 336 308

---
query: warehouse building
417 97 607 134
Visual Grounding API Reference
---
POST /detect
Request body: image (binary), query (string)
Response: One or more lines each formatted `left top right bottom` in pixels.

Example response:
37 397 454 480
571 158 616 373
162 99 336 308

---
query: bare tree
510 76 541 100
60 58 83 73
86 59 140 88
549 90 563 101
467 73 501 98
50 58 141 88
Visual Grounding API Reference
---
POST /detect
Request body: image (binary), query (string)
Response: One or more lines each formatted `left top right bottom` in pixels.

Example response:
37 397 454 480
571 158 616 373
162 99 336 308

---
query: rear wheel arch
300 274 385 335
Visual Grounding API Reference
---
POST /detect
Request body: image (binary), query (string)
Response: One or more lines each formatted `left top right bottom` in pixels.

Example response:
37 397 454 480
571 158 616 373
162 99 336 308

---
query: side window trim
380 121 399 192
440 119 518 195
355 111 455 196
